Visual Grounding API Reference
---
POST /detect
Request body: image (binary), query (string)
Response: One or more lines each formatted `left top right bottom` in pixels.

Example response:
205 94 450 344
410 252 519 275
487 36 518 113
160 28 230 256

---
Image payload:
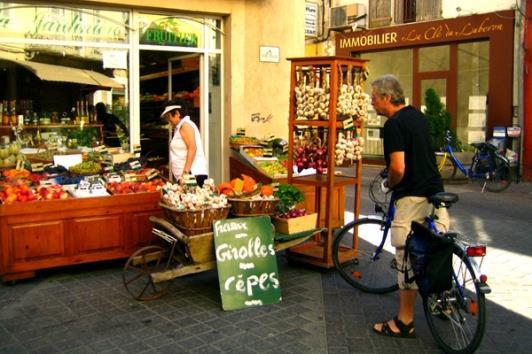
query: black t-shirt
383 105 444 199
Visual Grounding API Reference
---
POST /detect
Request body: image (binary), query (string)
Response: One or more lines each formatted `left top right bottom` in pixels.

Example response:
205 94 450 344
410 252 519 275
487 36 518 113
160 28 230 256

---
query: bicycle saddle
429 192 459 208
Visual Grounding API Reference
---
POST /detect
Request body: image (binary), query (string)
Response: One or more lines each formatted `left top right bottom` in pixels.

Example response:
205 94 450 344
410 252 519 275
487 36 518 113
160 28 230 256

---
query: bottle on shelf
70 106 77 122
2 101 10 126
10 100 17 125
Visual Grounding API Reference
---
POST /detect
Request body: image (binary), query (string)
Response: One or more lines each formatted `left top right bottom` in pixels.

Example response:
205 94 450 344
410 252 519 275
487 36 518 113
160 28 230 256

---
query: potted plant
272 184 317 234
424 88 462 152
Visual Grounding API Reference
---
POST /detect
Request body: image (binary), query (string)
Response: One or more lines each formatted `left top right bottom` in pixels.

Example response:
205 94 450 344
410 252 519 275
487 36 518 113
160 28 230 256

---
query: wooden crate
272 213 318 234
186 232 214 263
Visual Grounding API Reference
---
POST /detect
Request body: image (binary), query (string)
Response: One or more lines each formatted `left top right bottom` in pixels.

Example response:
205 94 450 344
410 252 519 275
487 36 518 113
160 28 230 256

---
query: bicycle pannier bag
404 221 454 294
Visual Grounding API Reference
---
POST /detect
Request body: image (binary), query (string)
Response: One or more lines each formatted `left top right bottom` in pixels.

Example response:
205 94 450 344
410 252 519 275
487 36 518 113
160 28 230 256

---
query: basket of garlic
160 179 231 236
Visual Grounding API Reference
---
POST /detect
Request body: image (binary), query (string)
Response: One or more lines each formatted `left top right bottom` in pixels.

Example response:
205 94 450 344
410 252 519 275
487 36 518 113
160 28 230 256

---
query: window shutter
369 0 392 28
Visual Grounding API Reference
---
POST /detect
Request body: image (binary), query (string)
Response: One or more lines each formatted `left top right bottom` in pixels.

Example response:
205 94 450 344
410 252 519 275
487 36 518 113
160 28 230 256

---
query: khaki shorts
392 196 450 290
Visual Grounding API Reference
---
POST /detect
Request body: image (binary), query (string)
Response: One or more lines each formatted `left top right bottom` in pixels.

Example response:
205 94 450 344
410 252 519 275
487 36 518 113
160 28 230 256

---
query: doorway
138 50 200 171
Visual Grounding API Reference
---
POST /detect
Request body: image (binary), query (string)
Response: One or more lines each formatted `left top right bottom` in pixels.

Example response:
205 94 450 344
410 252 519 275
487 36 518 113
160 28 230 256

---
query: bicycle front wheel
484 156 512 192
423 246 486 353
332 218 398 294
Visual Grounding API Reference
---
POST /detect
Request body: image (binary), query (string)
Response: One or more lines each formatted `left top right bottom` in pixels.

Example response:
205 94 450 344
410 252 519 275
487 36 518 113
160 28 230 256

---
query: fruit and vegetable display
0 182 70 204
69 161 102 175
107 179 165 194
0 143 23 168
0 183 37 204
335 131 364 166
35 185 69 200
241 146 264 158
293 134 328 174
161 179 228 211
217 174 274 200
2 168 31 180
273 184 305 216
229 135 260 147
256 160 288 178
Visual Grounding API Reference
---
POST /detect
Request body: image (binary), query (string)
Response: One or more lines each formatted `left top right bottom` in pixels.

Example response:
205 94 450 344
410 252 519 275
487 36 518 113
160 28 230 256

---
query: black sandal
372 316 416 339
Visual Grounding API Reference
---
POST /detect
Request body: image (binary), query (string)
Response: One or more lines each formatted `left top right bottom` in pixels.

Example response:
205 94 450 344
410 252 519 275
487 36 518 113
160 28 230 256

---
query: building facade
306 0 528 179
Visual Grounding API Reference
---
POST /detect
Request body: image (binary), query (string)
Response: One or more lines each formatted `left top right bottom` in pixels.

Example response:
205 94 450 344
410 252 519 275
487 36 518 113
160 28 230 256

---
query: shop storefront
0 2 225 179
0 1 306 281
0 1 306 182
335 10 515 159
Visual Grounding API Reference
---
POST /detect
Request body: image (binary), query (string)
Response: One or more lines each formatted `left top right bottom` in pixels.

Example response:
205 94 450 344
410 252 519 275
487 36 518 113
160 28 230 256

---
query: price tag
236 128 246 136
31 163 44 172
146 169 159 180
263 148 273 157
343 117 354 130
132 144 142 154
104 165 114 172
129 160 141 170
94 145 108 153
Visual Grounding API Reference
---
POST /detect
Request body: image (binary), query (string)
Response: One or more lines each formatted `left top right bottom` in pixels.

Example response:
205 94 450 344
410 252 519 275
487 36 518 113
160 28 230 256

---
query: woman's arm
179 123 197 174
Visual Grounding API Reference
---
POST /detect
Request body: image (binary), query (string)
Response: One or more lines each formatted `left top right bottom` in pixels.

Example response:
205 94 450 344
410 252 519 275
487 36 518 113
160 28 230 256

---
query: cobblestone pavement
1 166 531 353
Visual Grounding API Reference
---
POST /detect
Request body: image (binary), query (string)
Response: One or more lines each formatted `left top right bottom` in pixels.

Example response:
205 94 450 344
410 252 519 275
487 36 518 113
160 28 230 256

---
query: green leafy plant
274 184 304 214
67 127 98 147
424 88 462 151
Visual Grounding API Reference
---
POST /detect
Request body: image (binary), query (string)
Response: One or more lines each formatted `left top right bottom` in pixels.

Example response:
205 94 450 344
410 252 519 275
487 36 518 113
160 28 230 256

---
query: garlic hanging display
335 131 365 166
336 65 371 121
295 67 330 121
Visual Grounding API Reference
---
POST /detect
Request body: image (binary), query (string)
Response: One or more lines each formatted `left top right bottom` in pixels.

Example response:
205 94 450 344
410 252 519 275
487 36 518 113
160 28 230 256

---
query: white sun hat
160 105 181 118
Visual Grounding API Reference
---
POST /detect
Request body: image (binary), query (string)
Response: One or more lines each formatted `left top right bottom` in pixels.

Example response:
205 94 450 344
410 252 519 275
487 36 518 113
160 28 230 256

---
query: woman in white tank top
161 104 208 185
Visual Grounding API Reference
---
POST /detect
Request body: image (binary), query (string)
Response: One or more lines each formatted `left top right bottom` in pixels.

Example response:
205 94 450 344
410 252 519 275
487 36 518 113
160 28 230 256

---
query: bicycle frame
442 135 511 181
443 144 468 176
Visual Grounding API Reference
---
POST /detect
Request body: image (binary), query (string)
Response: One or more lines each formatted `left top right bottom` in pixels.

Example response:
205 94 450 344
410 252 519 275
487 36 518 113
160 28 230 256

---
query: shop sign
305 2 318 37
213 216 281 311
0 5 127 42
337 10 512 52
139 16 200 47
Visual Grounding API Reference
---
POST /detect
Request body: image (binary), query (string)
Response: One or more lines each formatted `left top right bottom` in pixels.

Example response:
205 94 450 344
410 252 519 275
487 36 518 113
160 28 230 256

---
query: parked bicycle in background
437 130 512 192
332 170 491 353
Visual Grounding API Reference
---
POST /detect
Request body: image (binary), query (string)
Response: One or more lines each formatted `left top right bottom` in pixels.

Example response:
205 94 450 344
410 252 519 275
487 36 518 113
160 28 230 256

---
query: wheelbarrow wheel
123 245 170 301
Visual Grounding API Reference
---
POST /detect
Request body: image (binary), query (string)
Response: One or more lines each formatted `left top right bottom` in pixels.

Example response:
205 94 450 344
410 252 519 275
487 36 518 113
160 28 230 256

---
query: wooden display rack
285 56 367 268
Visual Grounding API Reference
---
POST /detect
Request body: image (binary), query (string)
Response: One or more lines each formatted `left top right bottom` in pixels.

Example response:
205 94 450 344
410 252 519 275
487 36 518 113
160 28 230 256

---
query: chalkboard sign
213 215 282 311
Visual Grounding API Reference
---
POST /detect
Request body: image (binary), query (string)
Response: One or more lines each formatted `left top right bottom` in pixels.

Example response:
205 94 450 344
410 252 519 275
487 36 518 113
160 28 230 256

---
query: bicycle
332 170 491 353
437 130 512 192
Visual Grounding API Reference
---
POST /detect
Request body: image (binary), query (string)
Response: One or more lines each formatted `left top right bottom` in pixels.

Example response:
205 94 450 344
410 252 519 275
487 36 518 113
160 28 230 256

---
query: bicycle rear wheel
423 246 486 353
483 156 512 192
437 152 458 179
332 218 398 294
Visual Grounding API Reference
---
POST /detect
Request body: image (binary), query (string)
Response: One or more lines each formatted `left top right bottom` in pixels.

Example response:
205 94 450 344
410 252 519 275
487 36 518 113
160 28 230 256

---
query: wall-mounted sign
139 15 200 47
214 216 281 311
305 2 318 37
259 46 280 63
0 5 128 43
336 10 514 53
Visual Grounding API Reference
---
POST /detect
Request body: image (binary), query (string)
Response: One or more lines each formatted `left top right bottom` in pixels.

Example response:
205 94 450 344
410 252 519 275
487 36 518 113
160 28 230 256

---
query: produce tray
159 202 231 235
272 213 318 235
228 197 279 216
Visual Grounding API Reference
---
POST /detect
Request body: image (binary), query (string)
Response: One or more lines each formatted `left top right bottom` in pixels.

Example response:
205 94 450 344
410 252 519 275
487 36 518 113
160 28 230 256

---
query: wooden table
0 192 162 282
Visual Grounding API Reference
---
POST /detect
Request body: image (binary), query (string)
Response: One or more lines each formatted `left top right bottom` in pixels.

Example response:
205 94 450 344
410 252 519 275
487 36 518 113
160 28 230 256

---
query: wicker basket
227 198 279 216
159 202 231 235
